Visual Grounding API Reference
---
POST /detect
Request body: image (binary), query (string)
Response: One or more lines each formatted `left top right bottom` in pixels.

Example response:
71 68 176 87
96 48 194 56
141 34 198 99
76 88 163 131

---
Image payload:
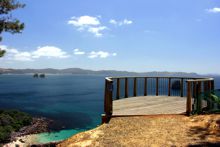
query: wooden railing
186 78 214 115
102 76 215 123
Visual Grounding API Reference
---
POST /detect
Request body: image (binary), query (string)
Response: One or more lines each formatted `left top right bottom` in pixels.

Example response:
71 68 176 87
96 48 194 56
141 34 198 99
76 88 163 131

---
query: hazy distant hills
0 68 200 77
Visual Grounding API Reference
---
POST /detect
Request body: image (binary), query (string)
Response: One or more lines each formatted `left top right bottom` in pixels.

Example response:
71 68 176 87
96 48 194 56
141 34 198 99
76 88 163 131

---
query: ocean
0 74 220 143
0 75 105 143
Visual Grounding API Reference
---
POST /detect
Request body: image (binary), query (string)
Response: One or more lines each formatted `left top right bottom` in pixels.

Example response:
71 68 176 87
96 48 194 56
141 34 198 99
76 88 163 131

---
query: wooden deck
113 96 186 115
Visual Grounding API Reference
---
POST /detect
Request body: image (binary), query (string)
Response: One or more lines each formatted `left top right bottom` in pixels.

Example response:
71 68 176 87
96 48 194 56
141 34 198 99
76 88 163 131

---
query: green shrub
0 109 32 142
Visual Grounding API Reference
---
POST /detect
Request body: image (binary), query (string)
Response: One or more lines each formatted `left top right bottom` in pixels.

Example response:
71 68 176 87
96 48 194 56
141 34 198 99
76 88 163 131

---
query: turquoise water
37 129 85 143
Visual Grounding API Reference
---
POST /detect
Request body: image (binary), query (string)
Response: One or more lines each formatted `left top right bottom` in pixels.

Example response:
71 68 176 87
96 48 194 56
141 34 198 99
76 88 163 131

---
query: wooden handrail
186 78 214 82
110 76 202 79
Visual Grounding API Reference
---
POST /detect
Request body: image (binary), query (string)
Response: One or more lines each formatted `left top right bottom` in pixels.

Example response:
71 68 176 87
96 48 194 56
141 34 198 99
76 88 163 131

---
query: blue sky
0 0 220 74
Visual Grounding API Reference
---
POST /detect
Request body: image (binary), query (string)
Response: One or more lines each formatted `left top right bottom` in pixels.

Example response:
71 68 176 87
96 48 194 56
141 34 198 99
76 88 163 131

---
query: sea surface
0 74 220 143
0 75 105 143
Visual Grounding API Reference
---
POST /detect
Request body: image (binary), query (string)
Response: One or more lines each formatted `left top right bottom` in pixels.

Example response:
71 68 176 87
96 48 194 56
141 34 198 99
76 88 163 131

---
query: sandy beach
3 134 39 147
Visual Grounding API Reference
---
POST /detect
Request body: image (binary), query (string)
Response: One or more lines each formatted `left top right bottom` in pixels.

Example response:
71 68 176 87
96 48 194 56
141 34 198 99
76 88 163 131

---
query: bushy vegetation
0 109 32 142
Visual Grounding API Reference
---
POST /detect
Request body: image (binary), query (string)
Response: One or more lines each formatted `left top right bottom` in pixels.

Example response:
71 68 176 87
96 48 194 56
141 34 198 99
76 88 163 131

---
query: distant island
33 73 46 78
0 68 200 77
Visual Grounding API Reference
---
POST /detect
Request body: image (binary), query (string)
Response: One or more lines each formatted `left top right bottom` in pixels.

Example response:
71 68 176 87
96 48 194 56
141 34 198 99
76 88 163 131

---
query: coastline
3 129 84 146
4 134 62 147
3 134 38 147
10 117 52 141
0 117 52 146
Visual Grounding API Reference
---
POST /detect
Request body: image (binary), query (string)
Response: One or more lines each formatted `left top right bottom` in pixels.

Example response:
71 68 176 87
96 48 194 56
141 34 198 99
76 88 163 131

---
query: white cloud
68 15 107 37
109 19 133 26
112 53 117 56
123 19 133 25
68 16 100 28
0 45 69 61
1 45 117 61
206 7 220 13
88 51 117 59
0 45 31 61
14 52 33 61
0 45 7 50
109 19 117 25
73 48 85 55
88 26 107 37
32 46 69 59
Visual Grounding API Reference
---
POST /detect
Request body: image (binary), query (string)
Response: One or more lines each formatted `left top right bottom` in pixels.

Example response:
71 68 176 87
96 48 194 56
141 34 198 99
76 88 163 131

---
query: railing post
168 78 171 96
186 81 192 115
133 78 137 97
124 78 128 98
109 82 113 115
207 81 212 109
116 78 120 99
181 78 184 97
144 77 147 96
102 79 113 123
211 80 215 90
197 81 202 113
156 77 159 96
104 79 108 114
204 81 208 93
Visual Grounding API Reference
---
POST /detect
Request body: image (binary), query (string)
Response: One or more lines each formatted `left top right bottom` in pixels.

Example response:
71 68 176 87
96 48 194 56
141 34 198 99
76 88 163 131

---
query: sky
0 0 220 74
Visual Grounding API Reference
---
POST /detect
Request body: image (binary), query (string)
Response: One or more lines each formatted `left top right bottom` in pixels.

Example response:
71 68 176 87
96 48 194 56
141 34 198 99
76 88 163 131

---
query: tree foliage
0 0 25 57
0 110 32 142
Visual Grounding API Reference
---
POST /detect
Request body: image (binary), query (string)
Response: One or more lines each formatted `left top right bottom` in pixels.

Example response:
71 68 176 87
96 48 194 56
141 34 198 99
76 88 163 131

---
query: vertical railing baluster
181 78 184 97
193 81 197 98
125 78 128 98
116 78 120 99
156 77 159 96
204 81 207 93
144 77 147 96
207 81 212 109
133 77 137 97
197 81 202 113
187 81 192 115
211 80 215 91
168 78 171 96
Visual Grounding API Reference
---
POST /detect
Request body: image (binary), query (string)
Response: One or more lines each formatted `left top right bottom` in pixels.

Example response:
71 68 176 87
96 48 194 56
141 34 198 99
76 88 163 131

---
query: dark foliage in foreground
0 109 32 142
0 0 25 57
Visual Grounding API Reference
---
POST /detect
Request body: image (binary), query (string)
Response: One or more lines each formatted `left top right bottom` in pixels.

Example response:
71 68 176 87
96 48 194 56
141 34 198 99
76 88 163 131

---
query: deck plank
113 96 186 115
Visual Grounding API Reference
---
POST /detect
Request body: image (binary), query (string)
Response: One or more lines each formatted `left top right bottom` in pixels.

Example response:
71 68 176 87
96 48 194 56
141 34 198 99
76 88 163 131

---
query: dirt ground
58 114 220 147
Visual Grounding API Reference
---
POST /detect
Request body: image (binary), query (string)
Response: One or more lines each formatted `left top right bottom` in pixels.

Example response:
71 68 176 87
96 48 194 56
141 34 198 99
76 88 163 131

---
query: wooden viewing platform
102 76 215 123
113 96 186 115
